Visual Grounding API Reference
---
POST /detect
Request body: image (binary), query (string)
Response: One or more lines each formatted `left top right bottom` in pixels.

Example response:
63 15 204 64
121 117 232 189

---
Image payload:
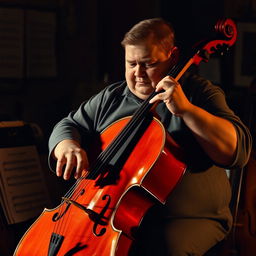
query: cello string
52 105 153 235
53 55 190 235
53 95 155 235
66 52 188 184
81 57 187 177
53 59 193 239
55 56 188 211
57 56 188 203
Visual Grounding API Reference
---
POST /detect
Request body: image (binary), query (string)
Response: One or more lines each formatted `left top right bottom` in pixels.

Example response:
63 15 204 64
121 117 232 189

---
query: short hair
121 18 175 54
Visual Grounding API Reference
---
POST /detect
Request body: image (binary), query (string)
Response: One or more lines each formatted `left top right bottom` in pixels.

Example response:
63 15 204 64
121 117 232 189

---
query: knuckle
75 148 84 154
77 158 85 165
67 148 76 154
57 158 66 164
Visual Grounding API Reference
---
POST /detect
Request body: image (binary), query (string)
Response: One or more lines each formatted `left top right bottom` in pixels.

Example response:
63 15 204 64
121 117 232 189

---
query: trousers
129 212 228 256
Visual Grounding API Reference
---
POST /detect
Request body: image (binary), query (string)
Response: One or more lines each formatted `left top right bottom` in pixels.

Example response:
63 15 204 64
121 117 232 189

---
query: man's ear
170 46 179 65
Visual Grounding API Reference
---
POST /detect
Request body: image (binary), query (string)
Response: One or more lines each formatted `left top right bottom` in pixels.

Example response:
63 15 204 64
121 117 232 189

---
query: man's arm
150 76 237 166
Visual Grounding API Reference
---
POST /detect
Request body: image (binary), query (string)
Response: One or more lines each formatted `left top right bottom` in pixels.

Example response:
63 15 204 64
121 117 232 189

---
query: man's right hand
53 139 89 180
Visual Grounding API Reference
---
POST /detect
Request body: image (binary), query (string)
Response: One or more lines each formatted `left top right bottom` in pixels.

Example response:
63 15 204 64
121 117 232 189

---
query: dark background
0 0 255 141
0 0 256 255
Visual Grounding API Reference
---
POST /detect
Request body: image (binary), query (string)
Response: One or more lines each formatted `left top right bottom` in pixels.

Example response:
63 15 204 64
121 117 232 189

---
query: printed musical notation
0 146 51 224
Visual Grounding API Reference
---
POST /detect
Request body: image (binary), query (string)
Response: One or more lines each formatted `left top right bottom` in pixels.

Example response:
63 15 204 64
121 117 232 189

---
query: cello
14 19 237 256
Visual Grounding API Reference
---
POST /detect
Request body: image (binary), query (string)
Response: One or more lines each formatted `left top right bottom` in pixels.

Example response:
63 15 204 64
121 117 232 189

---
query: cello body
14 117 186 256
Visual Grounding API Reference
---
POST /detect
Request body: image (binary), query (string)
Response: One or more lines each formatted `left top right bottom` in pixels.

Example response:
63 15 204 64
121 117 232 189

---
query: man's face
125 41 172 100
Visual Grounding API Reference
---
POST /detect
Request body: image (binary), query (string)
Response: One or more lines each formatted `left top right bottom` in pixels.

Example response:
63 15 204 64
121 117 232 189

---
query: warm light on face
125 42 172 100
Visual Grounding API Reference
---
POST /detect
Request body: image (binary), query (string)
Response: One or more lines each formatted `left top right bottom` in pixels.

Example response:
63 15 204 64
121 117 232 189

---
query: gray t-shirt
48 73 251 230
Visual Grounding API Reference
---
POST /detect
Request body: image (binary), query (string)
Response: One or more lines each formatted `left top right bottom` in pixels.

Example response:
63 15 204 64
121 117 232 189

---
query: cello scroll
192 18 237 65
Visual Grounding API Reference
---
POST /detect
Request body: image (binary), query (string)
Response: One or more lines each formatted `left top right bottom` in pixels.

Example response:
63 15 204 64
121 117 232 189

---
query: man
49 18 251 255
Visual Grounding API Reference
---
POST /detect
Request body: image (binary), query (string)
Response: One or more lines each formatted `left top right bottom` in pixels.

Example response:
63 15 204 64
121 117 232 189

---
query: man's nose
135 64 146 77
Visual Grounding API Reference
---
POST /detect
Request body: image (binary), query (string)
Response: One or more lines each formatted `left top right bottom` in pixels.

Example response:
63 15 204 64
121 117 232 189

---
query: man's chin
135 87 154 99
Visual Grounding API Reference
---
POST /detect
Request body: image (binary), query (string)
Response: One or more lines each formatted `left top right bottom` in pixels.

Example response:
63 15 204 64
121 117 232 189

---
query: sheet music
0 146 50 224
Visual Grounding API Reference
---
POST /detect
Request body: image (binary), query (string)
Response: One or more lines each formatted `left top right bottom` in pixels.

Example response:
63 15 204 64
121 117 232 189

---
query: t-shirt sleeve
186 75 252 169
47 89 105 171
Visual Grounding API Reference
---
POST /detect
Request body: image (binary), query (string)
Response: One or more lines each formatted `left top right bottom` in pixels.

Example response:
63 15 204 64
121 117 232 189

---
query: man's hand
149 76 192 116
53 139 89 180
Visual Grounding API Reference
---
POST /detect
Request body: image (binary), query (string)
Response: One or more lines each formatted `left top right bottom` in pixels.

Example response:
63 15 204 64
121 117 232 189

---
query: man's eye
146 63 157 68
128 63 136 67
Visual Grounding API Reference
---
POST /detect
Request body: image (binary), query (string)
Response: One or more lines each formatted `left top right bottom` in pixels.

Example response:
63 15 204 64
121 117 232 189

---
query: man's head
121 18 175 55
121 18 177 100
